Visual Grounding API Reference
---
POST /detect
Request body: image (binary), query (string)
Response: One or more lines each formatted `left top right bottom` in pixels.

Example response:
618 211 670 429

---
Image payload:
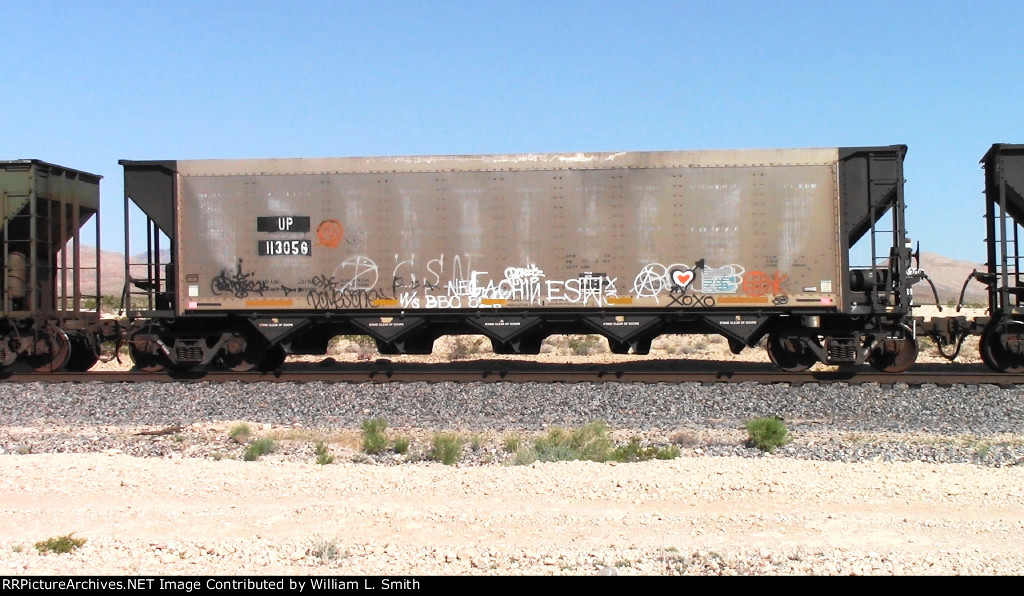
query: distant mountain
69 246 170 297
916 252 987 306
69 247 988 306
61 245 127 297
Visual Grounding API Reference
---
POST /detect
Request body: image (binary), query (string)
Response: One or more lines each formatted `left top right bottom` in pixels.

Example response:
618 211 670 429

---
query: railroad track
3 360 1022 386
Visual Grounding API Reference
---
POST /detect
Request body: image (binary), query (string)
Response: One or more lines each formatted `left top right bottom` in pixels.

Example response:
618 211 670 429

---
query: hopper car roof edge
838 144 907 159
118 159 176 171
2 159 103 181
982 143 1024 163
121 146 906 177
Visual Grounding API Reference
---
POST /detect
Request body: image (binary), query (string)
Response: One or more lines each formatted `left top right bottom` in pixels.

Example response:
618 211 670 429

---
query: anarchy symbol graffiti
632 264 669 300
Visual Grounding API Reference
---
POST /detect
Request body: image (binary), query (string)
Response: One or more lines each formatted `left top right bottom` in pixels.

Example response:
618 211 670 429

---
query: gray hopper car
120 146 922 372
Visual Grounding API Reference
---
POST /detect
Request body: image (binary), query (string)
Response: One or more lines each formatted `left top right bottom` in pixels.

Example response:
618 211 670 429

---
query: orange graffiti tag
742 270 789 296
317 219 344 248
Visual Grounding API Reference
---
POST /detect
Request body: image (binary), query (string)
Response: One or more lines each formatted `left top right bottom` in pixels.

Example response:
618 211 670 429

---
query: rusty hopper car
120 146 920 372
1 160 113 372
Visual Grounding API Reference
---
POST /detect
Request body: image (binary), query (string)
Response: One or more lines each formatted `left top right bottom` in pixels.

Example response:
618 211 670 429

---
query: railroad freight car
119 146 923 372
977 143 1024 372
0 160 115 372
924 144 1024 372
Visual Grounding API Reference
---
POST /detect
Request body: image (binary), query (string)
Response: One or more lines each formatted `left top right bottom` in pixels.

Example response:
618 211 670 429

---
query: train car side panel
173 149 845 315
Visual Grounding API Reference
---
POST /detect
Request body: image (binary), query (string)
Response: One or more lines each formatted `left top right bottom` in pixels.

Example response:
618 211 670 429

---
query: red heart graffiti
671 269 694 289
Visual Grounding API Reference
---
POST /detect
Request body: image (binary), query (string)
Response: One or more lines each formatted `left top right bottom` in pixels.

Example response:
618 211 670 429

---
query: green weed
361 418 390 454
243 437 277 461
531 421 613 463
229 423 251 444
745 417 791 453
611 437 681 462
429 433 463 465
308 535 340 562
446 336 486 360
567 335 602 355
34 533 86 555
314 441 335 465
503 435 523 453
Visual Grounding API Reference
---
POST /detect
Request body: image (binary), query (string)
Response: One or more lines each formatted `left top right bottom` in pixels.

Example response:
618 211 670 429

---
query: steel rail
2 361 1021 386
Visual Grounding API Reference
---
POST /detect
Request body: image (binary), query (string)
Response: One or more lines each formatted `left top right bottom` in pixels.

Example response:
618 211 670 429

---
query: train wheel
64 337 100 372
221 331 267 372
766 332 817 372
258 344 287 372
129 342 167 373
979 328 1001 372
980 325 1024 373
867 338 918 373
0 337 18 369
26 326 71 373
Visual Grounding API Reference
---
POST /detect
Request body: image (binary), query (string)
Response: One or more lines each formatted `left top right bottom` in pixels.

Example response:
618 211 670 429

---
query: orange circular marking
317 219 344 248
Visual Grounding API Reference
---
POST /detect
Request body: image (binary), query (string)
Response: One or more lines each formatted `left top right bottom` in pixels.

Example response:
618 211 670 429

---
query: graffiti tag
211 260 271 298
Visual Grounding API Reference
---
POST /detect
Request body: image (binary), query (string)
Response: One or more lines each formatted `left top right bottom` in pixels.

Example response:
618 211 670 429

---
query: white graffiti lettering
503 264 546 284
398 292 420 308
318 254 633 309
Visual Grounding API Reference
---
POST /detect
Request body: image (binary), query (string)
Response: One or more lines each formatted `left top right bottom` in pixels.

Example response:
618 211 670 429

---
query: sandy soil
2 453 1022 575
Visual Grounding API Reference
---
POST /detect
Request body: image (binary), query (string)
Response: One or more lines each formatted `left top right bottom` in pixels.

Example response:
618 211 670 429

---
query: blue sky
4 0 1022 263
